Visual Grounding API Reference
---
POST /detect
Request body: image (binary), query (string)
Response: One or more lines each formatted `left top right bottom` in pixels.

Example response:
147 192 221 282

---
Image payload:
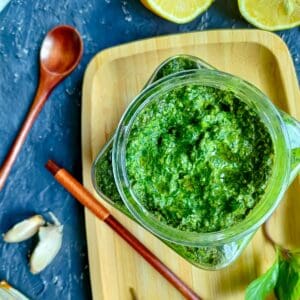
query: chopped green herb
94 148 125 210
93 56 274 268
126 84 273 233
153 57 199 81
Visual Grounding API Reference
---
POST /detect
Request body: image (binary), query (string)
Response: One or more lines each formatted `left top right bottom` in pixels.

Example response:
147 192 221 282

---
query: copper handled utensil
45 160 202 300
0 25 83 190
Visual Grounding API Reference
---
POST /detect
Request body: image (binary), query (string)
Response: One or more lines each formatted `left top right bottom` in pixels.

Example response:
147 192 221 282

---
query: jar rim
113 69 291 246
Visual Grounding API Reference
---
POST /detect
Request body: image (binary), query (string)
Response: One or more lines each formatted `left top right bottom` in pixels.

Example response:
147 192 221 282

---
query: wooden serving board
82 30 300 300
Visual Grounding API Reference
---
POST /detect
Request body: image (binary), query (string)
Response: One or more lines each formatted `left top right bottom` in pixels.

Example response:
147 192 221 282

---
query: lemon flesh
239 0 300 31
141 0 214 24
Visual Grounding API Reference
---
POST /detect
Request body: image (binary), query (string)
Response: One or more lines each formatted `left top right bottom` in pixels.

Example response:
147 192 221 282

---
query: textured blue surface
0 0 299 299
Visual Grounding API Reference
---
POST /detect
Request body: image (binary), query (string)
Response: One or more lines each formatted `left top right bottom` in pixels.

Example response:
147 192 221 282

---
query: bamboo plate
82 30 300 300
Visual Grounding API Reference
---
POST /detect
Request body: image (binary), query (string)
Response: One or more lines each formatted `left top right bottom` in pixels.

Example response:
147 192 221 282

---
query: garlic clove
0 280 29 299
30 221 63 274
3 215 45 243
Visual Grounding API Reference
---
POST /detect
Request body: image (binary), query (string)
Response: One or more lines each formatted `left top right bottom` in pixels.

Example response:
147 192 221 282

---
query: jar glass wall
92 55 299 269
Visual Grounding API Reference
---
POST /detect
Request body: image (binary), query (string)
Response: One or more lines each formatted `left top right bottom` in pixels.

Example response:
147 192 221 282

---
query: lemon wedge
141 0 214 24
238 0 300 31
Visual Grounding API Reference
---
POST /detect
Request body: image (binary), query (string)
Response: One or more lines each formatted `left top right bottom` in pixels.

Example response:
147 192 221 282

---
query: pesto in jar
126 84 274 233
153 57 199 81
94 55 275 267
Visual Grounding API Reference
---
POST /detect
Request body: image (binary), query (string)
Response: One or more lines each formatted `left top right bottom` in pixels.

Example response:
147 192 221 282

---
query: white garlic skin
3 215 45 243
0 280 29 299
30 223 63 274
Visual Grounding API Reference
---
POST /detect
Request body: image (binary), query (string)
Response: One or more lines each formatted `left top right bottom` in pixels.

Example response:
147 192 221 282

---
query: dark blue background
0 1 299 299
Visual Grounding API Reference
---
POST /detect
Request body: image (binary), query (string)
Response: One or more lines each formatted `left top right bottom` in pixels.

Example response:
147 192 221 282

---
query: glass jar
92 55 300 270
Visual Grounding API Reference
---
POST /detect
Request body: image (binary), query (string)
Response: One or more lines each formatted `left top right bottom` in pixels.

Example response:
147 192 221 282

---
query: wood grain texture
0 25 83 191
46 160 200 300
81 30 300 300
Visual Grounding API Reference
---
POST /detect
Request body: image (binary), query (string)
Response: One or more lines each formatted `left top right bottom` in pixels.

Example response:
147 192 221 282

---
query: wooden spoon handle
0 78 51 190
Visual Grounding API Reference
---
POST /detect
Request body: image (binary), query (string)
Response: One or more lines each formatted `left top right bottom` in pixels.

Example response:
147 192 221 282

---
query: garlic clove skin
30 223 63 274
48 211 61 226
3 215 45 243
0 280 29 299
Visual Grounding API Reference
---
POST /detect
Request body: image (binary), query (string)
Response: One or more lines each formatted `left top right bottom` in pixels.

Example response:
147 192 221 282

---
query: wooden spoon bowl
41 25 83 75
0 25 83 190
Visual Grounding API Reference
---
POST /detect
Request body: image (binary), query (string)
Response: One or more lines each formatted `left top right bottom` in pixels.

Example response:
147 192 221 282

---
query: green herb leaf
275 249 300 300
245 259 279 300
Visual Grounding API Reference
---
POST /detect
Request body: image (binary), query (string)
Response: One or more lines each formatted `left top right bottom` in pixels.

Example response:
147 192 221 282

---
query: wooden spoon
0 25 83 190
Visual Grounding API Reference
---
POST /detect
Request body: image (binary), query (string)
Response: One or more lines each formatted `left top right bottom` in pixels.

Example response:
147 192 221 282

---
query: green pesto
94 148 125 210
126 85 274 233
94 56 202 212
93 56 274 267
94 149 230 267
153 57 199 81
94 146 230 267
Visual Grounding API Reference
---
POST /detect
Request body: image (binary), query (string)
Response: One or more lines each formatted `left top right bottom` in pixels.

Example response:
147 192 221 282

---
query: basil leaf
245 259 279 300
290 249 300 271
275 249 300 300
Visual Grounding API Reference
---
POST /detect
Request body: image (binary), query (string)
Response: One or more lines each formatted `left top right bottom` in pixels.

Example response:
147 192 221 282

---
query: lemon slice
141 0 214 24
238 0 300 31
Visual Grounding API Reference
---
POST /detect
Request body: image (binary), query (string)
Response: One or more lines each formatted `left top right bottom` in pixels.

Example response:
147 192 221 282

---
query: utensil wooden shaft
0 25 83 191
45 160 201 300
0 73 59 191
